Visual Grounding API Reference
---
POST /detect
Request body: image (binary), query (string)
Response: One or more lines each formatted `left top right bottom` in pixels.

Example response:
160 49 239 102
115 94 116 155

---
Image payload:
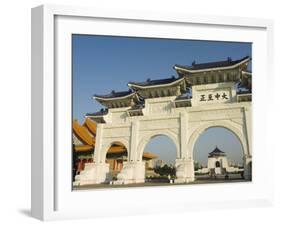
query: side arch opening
142 135 177 183
104 141 128 181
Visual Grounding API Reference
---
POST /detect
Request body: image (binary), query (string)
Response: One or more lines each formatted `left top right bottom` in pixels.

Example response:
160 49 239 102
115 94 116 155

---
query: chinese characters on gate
200 92 229 102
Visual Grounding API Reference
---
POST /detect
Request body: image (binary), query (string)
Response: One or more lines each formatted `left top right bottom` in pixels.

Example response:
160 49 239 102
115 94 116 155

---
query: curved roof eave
174 57 250 73
128 77 185 89
73 120 95 146
84 118 97 136
93 92 137 101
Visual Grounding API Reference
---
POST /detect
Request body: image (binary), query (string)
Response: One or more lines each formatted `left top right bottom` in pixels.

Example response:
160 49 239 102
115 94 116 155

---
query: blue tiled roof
86 109 108 116
209 146 225 155
128 76 181 87
174 56 250 71
94 90 134 99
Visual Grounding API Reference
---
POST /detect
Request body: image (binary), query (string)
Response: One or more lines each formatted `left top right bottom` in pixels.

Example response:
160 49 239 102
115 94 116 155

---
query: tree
154 164 176 177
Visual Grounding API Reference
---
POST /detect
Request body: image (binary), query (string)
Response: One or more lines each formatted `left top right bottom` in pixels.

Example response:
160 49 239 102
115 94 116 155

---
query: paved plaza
73 174 249 190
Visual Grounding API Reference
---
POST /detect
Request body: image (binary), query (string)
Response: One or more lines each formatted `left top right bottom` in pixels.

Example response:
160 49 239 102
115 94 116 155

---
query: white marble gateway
73 56 252 186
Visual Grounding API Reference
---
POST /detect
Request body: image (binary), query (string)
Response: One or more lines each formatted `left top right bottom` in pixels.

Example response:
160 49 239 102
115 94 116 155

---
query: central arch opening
143 135 177 183
193 126 245 181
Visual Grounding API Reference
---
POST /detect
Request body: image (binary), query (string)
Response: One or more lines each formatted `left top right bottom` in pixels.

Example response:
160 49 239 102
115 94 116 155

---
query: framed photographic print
31 4 274 221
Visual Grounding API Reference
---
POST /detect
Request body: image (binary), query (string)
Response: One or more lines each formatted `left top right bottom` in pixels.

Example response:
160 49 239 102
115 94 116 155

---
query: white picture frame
31 4 274 221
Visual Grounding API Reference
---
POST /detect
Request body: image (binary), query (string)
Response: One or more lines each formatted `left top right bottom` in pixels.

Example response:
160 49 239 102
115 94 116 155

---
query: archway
137 130 180 162
215 161 221 167
187 121 248 159
193 126 245 180
142 135 177 183
103 141 129 181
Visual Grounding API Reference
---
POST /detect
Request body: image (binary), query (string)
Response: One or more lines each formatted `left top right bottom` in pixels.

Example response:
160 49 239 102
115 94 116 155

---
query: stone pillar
73 124 110 186
243 155 252 180
73 162 110 186
244 106 252 156
180 112 188 159
174 112 195 183
243 106 252 180
174 159 195 183
93 123 104 163
113 161 145 185
114 121 145 184
128 121 139 161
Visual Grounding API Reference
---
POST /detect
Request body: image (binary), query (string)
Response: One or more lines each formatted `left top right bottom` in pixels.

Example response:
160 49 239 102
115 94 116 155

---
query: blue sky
72 34 251 165
144 127 243 165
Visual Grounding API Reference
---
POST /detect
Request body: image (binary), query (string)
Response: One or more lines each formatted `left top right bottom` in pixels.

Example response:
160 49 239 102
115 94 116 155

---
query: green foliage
154 164 176 177
194 162 200 171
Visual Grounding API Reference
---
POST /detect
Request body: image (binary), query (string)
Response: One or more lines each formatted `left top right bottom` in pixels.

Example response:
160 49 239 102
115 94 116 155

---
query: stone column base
174 159 195 184
243 156 252 180
113 161 145 185
73 162 110 186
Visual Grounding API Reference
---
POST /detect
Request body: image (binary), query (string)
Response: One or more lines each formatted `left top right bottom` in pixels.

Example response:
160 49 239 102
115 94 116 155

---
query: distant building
207 146 229 175
195 146 243 176
155 159 165 168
